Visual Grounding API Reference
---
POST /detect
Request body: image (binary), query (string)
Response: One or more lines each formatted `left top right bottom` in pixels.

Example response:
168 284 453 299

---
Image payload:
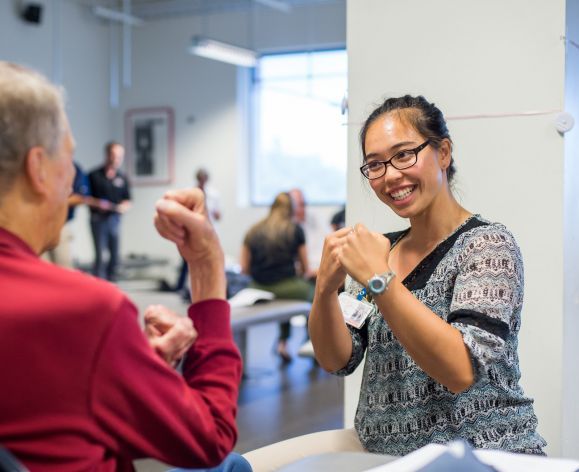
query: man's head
196 168 209 189
105 141 124 170
0 62 75 253
0 63 69 198
288 188 306 224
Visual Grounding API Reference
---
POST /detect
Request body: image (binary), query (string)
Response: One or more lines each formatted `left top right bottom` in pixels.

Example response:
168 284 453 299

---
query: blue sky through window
251 49 347 205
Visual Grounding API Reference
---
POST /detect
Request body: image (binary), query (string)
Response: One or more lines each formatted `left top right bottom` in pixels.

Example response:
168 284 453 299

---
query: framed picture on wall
125 107 175 186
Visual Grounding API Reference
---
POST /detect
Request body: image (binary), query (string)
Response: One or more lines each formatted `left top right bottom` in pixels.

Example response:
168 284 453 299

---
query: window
250 49 347 205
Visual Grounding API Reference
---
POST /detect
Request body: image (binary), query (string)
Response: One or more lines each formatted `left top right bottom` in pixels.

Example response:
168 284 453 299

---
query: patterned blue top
333 215 546 455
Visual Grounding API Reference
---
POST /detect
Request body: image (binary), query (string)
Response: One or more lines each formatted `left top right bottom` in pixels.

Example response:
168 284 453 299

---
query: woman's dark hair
359 95 456 183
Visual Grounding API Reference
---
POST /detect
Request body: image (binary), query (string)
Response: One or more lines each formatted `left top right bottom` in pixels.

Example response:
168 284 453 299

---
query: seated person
330 206 346 231
0 61 250 471
309 94 546 455
240 192 314 363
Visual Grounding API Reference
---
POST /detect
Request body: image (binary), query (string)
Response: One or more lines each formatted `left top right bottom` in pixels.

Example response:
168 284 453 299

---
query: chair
0 447 28 472
242 428 366 472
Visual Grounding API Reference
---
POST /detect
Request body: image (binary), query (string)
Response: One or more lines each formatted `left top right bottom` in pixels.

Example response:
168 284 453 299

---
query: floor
120 282 344 472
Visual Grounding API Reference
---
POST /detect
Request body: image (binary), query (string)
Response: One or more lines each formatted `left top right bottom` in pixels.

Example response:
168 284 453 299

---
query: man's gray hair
0 62 67 195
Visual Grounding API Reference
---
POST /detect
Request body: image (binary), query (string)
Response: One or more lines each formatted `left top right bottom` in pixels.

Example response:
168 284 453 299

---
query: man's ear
24 146 50 195
437 138 452 171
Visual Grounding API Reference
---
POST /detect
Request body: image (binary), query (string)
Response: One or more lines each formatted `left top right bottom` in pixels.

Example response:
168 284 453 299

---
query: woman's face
364 112 450 219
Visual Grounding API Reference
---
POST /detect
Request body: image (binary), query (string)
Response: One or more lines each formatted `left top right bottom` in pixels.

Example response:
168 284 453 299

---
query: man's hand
98 199 114 211
144 304 197 367
154 188 221 265
154 188 226 301
115 200 131 214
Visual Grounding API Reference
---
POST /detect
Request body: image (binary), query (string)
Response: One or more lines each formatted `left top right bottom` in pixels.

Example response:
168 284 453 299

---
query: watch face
369 277 386 294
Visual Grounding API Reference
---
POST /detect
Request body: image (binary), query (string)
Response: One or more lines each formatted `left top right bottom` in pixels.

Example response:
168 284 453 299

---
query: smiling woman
308 94 547 456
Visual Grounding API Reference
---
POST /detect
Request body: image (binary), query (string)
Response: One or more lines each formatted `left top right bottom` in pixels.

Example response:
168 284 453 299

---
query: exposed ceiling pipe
92 4 142 107
254 0 291 13
122 0 132 87
131 0 343 20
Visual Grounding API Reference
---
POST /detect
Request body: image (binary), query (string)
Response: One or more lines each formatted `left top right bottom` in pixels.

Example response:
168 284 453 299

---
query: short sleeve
73 163 90 196
449 226 524 381
122 175 131 201
332 276 369 376
294 224 306 246
88 171 98 197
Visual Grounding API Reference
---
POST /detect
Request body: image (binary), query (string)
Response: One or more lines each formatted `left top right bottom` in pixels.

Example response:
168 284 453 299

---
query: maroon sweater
0 228 242 471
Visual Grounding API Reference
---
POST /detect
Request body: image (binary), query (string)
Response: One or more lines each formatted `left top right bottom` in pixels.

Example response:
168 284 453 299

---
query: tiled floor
118 283 344 472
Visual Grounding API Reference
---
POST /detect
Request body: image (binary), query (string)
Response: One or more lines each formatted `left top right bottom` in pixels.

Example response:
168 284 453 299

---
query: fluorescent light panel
92 6 144 26
189 36 257 68
254 0 292 13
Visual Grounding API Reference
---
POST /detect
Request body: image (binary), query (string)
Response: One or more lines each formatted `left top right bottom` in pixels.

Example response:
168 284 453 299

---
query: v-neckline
386 215 487 291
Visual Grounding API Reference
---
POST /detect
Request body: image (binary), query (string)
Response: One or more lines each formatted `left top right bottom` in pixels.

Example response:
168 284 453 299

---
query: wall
562 0 579 457
0 0 113 265
346 0 569 456
1 1 345 273
115 3 346 277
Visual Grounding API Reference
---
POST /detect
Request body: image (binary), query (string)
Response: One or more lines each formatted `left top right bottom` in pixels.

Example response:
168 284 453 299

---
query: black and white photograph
125 107 174 185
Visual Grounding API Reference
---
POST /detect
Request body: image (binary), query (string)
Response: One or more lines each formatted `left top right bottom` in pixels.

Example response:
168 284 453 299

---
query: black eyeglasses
360 140 431 180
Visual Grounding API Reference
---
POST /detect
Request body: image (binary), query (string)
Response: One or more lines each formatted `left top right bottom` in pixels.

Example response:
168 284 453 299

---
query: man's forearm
188 255 226 302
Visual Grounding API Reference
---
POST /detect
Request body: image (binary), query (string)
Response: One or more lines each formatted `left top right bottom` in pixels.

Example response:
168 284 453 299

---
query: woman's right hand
315 226 351 295
310 226 354 372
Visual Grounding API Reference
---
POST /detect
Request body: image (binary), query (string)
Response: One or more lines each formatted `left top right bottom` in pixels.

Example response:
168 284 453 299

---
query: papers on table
475 448 579 472
366 442 579 472
228 288 275 308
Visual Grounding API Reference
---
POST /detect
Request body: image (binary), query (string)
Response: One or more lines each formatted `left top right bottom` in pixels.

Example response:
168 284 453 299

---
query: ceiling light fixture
254 0 292 13
92 6 143 26
189 36 257 68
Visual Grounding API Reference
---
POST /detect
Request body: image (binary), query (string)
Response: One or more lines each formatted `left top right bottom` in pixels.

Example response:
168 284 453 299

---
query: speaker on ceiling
21 3 43 24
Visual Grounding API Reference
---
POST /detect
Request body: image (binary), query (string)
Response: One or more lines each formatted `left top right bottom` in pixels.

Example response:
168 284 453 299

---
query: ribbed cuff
188 299 232 339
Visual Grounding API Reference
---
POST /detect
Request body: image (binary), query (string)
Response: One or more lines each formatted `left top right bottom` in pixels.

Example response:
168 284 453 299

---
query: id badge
338 292 373 329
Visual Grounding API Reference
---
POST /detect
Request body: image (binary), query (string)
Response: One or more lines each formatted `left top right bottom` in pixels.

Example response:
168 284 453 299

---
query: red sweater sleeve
89 298 242 468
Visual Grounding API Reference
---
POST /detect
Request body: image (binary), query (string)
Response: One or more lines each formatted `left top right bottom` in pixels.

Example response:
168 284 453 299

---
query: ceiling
74 0 344 20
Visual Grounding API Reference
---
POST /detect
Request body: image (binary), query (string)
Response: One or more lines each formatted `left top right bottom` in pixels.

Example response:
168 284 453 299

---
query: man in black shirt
88 142 131 281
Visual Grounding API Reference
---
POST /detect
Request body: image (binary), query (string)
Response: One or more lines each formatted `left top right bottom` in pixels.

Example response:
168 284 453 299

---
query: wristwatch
367 271 396 296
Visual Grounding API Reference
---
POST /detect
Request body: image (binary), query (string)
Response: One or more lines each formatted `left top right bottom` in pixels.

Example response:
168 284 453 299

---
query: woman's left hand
338 223 392 285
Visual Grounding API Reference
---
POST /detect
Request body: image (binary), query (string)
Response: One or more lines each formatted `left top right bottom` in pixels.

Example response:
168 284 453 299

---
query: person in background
288 187 324 281
196 168 222 223
288 187 306 226
309 95 546 455
240 192 314 363
43 161 90 268
174 168 222 300
330 205 346 232
0 61 250 472
88 141 131 281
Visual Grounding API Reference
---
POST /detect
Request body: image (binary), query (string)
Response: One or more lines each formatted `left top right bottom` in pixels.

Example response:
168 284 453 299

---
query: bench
231 300 312 367
76 254 169 281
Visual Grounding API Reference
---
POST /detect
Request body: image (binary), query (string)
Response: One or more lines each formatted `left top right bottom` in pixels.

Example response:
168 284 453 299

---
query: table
277 452 395 472
276 447 579 472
